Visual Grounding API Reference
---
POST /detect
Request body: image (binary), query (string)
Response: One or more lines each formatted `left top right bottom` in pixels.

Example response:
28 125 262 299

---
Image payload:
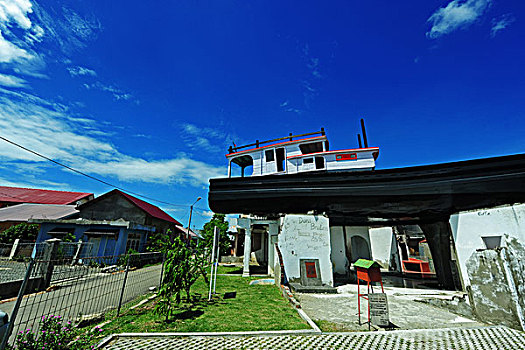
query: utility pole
187 197 201 243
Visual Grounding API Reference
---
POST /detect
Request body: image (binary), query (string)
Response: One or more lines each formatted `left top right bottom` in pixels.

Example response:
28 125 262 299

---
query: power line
0 135 206 209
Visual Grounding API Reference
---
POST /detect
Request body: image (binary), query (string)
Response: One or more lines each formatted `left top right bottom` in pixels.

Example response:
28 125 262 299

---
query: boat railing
228 128 325 154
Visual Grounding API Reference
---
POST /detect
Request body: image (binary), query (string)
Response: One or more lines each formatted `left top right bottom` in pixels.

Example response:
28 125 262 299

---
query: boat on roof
227 121 378 178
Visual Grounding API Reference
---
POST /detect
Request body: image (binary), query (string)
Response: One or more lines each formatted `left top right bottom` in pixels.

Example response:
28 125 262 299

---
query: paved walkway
104 326 525 349
297 284 484 331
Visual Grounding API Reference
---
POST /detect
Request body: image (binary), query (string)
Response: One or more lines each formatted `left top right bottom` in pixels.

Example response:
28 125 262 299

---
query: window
299 142 323 154
230 154 254 177
265 150 274 162
303 158 313 164
126 233 141 252
315 156 325 169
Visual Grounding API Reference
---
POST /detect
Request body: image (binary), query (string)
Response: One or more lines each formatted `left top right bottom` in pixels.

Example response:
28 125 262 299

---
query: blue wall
37 223 148 257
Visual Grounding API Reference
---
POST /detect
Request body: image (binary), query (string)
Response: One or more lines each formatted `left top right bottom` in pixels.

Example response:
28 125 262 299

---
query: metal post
159 252 166 290
0 259 35 349
212 228 220 295
208 227 218 301
117 255 131 316
187 208 194 244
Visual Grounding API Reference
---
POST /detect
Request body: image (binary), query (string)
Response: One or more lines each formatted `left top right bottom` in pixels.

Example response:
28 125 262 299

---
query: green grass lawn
101 274 309 334
215 264 243 274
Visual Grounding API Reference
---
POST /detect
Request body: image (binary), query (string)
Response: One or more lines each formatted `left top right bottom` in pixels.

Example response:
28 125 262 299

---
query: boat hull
208 153 525 225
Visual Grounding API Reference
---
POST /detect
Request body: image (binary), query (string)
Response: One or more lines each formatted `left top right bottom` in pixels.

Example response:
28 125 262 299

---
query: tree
146 229 171 253
201 214 231 257
0 223 39 244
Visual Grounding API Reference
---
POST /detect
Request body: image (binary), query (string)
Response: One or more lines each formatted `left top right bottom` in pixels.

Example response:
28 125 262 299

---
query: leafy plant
154 236 209 321
146 230 171 253
61 232 76 243
0 223 39 244
11 314 101 350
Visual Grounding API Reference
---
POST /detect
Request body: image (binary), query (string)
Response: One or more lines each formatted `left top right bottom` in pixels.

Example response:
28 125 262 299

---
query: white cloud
181 123 232 154
0 88 224 187
195 210 214 218
491 14 515 37
0 174 70 190
0 30 32 62
84 81 137 103
427 0 491 39
30 3 102 55
0 0 33 30
0 73 26 87
67 66 97 77
0 1 47 78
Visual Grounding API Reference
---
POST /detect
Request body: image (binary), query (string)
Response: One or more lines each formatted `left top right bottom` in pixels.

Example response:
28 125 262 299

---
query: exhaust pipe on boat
360 118 368 148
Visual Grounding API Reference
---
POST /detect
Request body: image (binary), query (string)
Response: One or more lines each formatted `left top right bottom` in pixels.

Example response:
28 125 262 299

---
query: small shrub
0 223 39 244
11 315 101 350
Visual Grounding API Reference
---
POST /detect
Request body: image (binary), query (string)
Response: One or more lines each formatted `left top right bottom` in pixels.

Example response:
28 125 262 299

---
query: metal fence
0 241 95 286
0 245 164 348
0 241 93 260
0 242 36 259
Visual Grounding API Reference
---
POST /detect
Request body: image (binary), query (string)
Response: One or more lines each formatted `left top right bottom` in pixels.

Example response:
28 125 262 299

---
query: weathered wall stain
466 235 525 330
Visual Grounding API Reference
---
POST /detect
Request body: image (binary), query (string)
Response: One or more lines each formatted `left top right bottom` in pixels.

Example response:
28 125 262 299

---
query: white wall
450 203 525 287
369 227 394 269
345 226 371 261
278 214 333 286
330 226 348 274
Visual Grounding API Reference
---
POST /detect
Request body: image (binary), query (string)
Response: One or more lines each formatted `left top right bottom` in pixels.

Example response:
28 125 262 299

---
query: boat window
299 142 323 154
265 150 275 162
276 148 286 172
303 158 313 164
315 156 324 169
230 154 254 177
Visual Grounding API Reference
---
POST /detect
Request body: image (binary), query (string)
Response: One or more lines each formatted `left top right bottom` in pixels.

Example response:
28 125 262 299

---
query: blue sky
0 0 523 229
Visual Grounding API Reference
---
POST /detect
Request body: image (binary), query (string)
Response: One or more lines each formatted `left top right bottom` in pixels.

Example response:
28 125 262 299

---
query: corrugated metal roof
0 204 78 222
175 225 201 238
0 186 93 205
117 190 181 225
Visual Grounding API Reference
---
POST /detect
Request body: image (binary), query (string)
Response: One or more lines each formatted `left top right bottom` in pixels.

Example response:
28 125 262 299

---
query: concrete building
35 189 182 256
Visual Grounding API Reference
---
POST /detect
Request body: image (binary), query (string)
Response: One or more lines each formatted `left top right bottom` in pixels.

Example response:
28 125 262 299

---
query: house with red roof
0 186 93 208
34 189 184 256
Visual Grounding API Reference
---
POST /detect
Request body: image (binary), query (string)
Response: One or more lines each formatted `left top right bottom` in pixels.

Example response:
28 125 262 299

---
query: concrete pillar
8 238 20 260
243 226 252 277
267 222 279 275
71 239 83 265
420 220 456 290
42 238 61 288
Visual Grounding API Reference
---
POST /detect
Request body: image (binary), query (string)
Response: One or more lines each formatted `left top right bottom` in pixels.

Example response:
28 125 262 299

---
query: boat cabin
226 128 379 177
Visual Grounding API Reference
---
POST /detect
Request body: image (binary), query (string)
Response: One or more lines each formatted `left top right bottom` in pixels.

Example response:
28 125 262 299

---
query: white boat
226 125 379 178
